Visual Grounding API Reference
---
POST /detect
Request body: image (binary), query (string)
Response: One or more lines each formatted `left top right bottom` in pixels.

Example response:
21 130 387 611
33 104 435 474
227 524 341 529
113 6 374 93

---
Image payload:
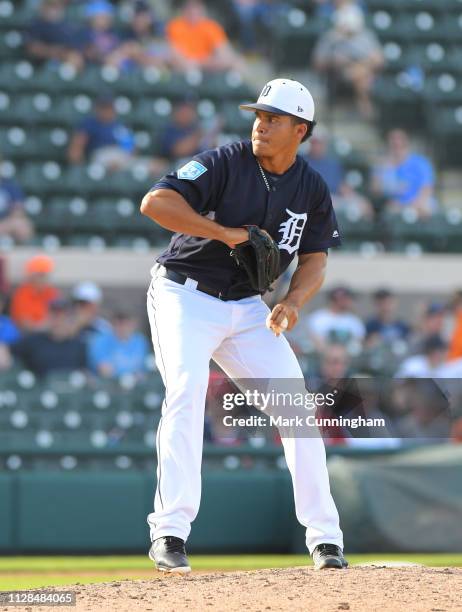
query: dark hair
291 117 316 143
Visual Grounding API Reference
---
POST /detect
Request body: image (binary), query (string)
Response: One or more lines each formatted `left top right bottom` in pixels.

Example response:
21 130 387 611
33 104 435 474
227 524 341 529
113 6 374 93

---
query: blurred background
0 0 461 558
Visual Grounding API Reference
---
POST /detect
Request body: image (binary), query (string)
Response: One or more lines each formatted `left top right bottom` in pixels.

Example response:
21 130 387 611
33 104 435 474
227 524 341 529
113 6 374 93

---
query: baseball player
141 78 347 572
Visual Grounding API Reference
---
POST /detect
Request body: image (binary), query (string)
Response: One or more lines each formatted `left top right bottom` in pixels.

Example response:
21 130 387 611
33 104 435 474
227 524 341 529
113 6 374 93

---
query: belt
155 265 235 301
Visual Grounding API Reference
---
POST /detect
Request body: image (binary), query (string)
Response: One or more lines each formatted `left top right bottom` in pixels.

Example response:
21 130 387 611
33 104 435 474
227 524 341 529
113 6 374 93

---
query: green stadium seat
366 0 404 10
0 60 36 92
426 106 462 167
18 161 64 196
384 211 461 252
440 13 462 42
372 75 424 131
0 1 34 29
222 103 253 135
198 71 254 101
0 29 23 58
35 127 70 159
53 65 104 95
52 95 93 127
0 126 35 160
6 92 57 125
423 73 462 106
271 13 327 69
335 211 378 246
133 97 172 130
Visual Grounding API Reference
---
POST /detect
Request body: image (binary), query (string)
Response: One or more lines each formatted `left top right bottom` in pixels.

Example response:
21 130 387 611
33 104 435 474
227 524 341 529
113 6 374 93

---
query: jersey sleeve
150 148 225 214
298 173 342 254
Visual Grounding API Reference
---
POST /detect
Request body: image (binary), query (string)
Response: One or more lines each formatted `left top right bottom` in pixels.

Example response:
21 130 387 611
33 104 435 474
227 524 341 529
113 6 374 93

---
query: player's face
251 111 301 157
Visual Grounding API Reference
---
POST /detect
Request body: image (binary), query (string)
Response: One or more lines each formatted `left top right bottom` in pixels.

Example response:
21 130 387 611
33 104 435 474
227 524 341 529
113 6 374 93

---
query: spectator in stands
12 298 87 378
67 94 135 170
70 281 111 341
304 285 365 351
365 288 410 346
230 0 286 53
0 292 20 346
26 0 87 71
0 169 34 244
314 0 365 19
371 129 437 218
304 127 374 219
319 342 351 382
10 254 60 332
0 292 19 371
84 0 134 69
447 290 462 361
391 377 450 440
408 302 448 355
160 98 221 162
88 310 149 378
166 0 244 72
312 343 381 445
123 0 172 69
0 255 7 295
395 334 448 378
312 4 384 118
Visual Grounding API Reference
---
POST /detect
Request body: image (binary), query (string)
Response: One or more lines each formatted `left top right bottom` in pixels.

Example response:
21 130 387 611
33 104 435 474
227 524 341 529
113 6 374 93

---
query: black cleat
149 536 191 574
312 544 348 570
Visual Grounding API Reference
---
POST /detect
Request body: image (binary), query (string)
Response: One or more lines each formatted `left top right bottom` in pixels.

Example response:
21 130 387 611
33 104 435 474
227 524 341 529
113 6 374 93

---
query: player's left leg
212 295 346 566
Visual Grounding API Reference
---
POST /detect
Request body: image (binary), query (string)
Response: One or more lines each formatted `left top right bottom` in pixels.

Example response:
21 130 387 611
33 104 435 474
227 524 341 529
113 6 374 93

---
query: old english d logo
278 209 307 254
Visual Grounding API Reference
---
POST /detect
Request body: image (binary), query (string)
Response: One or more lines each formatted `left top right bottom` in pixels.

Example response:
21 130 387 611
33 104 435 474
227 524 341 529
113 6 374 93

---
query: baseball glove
230 225 280 293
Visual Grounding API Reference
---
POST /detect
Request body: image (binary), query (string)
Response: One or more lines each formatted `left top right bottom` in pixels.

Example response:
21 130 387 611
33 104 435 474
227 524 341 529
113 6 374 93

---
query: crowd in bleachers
0 0 461 251
0 254 149 379
1 253 461 446
0 0 462 456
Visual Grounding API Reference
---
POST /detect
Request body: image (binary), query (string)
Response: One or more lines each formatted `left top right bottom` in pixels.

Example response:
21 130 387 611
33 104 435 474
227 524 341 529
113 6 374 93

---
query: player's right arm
140 188 247 249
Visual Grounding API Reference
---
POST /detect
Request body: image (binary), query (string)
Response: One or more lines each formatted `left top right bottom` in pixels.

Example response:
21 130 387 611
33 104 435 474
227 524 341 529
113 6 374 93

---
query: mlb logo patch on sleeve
177 160 208 180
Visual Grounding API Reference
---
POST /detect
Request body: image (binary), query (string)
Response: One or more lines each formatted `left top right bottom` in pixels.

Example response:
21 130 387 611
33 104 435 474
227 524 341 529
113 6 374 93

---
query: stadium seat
18 161 64 196
0 1 34 29
272 13 327 69
0 60 36 92
222 103 253 136
0 29 23 58
426 106 462 167
133 97 172 130
0 126 35 160
372 75 424 132
423 73 462 106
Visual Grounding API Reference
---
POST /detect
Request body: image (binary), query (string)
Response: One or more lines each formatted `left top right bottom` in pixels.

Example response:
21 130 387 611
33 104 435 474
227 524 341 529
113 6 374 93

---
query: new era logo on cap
333 230 339 238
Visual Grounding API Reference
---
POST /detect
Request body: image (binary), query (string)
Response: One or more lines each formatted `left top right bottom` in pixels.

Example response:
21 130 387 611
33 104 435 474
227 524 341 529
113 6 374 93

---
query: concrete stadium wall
4 249 462 292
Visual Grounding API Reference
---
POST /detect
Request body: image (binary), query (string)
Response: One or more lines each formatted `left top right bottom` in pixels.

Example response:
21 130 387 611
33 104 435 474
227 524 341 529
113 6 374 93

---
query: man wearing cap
305 285 365 351
10 255 60 332
67 95 135 170
141 78 347 572
11 298 87 378
71 281 111 341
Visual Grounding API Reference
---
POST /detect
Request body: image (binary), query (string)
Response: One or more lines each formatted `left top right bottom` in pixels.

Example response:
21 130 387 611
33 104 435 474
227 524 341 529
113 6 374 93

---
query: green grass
0 554 461 591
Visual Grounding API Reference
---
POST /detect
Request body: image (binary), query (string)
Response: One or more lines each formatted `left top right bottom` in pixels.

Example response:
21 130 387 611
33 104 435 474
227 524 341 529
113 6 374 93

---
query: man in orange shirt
167 0 242 72
448 290 462 361
10 254 60 332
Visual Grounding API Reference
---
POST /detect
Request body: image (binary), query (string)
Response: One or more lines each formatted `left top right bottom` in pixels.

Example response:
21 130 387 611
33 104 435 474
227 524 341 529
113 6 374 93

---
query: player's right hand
221 227 249 249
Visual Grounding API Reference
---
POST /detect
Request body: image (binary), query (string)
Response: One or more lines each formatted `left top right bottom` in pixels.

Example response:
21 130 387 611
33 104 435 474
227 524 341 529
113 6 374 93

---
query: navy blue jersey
151 139 341 298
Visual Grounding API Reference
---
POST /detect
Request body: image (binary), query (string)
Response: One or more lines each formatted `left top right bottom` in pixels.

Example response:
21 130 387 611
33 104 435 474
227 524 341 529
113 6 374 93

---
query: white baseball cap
240 78 315 122
72 281 103 303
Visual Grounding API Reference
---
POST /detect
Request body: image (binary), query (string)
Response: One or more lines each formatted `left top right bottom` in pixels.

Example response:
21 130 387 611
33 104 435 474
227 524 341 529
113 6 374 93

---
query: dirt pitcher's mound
8 566 462 612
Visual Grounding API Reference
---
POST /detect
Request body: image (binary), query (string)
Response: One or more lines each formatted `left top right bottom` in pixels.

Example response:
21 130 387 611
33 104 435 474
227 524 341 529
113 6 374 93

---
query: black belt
155 265 239 301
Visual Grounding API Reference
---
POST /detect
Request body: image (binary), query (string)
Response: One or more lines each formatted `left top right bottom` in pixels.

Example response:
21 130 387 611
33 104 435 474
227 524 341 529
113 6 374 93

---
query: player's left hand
266 301 299 336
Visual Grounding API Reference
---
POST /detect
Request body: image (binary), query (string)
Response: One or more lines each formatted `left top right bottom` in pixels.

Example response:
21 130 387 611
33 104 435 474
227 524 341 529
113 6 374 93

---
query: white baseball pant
146 270 343 554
